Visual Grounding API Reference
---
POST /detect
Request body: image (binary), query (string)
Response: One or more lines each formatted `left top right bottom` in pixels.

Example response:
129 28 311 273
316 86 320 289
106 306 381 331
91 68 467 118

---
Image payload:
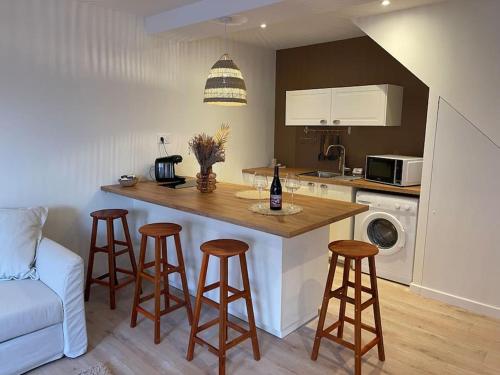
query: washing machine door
361 212 406 256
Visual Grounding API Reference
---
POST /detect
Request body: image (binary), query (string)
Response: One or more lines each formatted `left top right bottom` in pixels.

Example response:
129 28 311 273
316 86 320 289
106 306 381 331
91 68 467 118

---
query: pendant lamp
203 54 247 106
203 17 247 106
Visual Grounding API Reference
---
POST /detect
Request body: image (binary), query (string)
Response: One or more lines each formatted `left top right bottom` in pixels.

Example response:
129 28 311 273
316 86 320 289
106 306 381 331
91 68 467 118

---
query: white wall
356 0 500 317
0 0 275 262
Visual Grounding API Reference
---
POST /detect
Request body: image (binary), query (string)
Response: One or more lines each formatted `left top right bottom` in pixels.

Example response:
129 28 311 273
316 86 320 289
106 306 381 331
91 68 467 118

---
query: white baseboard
410 283 500 319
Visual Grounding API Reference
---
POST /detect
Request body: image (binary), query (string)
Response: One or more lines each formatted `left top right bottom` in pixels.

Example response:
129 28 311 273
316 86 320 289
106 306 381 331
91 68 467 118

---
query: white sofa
0 238 88 375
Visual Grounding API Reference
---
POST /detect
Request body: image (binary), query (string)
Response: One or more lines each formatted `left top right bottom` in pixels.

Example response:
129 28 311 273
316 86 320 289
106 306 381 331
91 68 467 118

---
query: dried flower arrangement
188 123 230 192
188 123 230 174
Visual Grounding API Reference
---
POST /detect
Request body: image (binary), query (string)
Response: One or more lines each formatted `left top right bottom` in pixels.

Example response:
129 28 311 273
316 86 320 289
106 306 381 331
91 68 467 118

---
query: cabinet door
331 85 388 126
318 183 355 241
285 89 332 126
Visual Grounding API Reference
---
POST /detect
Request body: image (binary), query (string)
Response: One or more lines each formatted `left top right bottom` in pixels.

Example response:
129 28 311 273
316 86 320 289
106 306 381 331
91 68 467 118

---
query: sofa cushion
0 207 48 280
0 279 63 342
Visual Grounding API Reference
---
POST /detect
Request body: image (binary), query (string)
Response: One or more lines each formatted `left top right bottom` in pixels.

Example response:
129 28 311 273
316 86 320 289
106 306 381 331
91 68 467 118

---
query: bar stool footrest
192 328 252 356
115 267 135 276
90 274 135 289
321 332 355 351
226 331 252 350
201 296 219 309
114 276 136 290
347 281 373 294
193 336 219 356
113 248 130 256
136 300 186 320
343 316 377 334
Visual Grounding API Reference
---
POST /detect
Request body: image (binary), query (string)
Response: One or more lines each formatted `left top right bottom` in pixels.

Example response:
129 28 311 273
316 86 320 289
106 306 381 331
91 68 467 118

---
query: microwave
365 155 423 186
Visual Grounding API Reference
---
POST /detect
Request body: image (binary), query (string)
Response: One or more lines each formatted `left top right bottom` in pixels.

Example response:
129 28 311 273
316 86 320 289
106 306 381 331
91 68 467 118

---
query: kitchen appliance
155 155 183 182
365 155 423 186
354 191 419 285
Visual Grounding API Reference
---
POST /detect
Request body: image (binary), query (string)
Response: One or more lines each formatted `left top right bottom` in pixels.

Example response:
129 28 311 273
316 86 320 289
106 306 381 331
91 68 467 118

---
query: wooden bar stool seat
130 222 193 344
200 239 249 257
90 209 129 220
187 239 260 375
311 240 385 375
139 223 182 237
84 209 138 310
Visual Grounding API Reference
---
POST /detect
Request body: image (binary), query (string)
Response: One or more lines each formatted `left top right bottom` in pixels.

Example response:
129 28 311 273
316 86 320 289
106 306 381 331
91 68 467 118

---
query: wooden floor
30 267 500 375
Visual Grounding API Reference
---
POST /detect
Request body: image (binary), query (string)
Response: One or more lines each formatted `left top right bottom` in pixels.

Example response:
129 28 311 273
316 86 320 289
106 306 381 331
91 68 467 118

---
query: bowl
118 176 139 187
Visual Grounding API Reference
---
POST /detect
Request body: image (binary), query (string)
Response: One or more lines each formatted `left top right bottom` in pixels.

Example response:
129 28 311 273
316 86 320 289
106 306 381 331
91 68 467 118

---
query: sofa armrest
36 238 88 358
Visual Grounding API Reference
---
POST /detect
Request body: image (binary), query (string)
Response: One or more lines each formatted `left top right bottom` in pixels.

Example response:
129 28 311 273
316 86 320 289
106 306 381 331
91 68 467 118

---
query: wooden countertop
242 167 421 196
101 181 368 238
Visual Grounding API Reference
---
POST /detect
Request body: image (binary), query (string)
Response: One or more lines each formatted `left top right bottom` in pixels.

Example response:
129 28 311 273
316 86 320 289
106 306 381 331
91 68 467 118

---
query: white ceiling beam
145 0 283 34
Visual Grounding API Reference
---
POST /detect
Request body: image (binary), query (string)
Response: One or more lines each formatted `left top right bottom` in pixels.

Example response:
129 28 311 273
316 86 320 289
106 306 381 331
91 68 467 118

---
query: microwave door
366 158 396 184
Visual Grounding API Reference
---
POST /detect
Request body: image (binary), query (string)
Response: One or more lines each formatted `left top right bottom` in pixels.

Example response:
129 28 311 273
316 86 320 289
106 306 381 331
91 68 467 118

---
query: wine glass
285 174 301 209
253 173 268 209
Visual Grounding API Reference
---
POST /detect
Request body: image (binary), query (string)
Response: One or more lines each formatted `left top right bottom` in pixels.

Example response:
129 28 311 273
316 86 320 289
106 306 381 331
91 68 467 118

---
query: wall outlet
157 133 171 145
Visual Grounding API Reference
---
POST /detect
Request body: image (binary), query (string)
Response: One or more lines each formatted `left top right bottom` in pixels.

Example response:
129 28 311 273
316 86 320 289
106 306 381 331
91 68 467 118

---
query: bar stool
84 209 138 310
187 239 260 375
130 223 193 344
311 240 385 375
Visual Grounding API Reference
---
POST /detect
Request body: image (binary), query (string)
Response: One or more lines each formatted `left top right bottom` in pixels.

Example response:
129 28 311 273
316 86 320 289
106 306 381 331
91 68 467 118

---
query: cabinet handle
307 182 315 186
332 119 340 125
320 119 327 125
320 184 328 189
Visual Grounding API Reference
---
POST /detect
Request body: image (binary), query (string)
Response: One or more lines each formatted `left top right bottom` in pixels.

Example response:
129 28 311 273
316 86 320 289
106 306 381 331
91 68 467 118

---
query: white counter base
130 200 329 338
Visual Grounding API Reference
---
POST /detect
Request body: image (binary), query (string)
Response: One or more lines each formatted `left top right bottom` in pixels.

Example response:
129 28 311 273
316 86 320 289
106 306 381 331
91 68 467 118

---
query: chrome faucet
325 144 346 176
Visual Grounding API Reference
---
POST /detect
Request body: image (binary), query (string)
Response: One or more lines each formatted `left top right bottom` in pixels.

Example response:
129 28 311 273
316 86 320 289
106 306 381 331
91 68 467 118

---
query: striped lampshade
203 54 247 106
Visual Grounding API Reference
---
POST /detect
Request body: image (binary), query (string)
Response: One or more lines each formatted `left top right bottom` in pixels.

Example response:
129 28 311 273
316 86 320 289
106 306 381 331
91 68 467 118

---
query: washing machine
354 190 419 285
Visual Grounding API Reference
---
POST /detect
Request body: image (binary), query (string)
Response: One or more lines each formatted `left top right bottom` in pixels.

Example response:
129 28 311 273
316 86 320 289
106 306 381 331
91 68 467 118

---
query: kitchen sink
298 171 361 181
299 171 340 178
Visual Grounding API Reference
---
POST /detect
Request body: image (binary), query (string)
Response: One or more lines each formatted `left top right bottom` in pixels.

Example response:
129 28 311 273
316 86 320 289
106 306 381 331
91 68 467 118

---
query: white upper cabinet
285 88 332 126
285 84 403 127
331 84 403 126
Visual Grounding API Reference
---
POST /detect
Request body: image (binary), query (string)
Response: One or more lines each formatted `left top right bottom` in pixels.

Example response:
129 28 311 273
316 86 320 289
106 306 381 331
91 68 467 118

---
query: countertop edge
101 183 368 239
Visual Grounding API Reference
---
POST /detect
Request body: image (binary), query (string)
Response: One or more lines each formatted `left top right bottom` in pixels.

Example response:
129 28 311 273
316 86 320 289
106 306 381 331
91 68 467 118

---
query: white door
285 89 332 126
331 85 387 126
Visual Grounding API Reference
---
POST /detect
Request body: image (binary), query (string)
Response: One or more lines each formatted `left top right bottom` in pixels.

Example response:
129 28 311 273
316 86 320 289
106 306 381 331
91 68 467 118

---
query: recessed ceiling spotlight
260 23 267 29
381 0 391 6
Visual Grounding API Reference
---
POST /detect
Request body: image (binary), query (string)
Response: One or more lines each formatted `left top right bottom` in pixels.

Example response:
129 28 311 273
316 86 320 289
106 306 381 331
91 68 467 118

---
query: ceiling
75 0 200 17
77 0 448 50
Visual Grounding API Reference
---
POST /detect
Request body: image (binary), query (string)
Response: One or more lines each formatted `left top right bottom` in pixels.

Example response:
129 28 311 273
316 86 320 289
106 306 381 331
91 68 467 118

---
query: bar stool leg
107 218 117 310
239 253 260 360
131 235 147 328
354 259 362 375
84 218 98 301
337 257 351 339
369 256 385 361
174 233 194 325
161 237 170 309
311 253 339 361
154 237 162 344
121 216 138 276
219 257 228 375
187 253 210 361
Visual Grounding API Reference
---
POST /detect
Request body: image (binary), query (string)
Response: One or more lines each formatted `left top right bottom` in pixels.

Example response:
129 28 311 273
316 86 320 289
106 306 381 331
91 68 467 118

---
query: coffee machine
154 155 183 182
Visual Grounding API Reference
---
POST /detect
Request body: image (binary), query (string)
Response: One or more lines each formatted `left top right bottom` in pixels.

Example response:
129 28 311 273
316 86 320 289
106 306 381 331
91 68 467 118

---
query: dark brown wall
275 36 429 170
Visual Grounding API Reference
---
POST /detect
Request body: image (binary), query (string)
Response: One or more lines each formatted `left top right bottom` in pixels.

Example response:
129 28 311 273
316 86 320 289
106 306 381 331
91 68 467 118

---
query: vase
196 167 217 193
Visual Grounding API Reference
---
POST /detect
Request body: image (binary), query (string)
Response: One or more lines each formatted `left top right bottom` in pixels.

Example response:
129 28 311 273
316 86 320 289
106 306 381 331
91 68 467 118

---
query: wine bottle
270 165 282 210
